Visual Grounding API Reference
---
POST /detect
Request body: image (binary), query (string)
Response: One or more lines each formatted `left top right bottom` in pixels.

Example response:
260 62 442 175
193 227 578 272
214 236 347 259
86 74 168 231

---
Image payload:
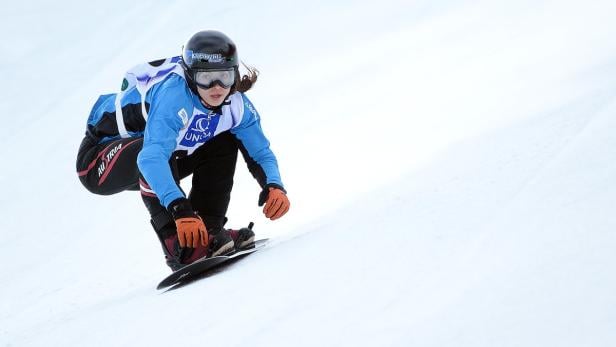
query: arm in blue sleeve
231 94 284 190
137 86 186 208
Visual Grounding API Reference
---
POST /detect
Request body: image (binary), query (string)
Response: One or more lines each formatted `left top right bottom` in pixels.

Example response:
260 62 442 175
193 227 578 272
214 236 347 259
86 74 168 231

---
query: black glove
168 198 198 219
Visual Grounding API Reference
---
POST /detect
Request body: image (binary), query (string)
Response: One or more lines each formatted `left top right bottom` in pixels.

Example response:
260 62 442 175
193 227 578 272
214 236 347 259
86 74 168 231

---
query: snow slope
1 1 616 346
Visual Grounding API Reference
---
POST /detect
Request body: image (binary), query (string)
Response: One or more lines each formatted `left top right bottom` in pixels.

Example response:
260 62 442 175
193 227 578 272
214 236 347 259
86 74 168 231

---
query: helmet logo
192 52 224 64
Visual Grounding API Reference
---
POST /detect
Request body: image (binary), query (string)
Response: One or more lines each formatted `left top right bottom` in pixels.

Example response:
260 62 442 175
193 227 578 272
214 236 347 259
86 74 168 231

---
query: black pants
76 132 239 236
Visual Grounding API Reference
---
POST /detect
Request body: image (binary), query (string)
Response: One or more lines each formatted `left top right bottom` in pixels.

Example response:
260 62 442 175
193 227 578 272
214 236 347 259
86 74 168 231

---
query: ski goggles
193 68 235 89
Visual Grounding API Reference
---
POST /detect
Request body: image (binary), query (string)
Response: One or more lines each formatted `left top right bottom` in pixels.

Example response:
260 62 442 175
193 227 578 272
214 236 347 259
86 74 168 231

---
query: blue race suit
76 56 284 210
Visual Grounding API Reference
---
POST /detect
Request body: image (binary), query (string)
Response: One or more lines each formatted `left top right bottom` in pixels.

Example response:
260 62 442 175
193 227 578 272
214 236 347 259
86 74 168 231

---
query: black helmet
181 31 240 96
182 30 238 72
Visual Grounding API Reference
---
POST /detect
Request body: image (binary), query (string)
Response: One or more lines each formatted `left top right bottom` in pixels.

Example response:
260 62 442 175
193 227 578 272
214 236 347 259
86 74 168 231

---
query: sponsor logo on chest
179 112 221 147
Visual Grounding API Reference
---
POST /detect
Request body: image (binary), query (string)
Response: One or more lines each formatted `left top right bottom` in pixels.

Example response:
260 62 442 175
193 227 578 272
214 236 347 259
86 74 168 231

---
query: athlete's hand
174 216 208 248
168 198 208 248
259 187 290 220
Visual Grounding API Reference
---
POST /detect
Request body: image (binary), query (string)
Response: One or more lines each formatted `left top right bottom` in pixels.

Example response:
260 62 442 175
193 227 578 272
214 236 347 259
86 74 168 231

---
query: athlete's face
198 85 230 107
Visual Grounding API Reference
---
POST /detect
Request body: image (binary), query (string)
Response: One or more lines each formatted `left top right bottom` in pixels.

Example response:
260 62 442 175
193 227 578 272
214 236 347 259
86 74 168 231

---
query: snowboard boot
228 227 255 251
160 231 209 271
206 227 235 257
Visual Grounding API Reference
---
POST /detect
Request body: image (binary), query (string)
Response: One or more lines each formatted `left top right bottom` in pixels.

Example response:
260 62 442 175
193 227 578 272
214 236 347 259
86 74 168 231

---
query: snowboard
157 238 268 290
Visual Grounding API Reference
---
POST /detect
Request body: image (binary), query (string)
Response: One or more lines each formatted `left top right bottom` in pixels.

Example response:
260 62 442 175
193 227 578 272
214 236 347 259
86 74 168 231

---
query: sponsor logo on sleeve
244 101 259 120
177 108 189 128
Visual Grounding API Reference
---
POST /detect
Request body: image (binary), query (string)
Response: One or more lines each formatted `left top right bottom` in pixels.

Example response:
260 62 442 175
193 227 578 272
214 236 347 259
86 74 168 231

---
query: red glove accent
262 187 290 220
175 216 208 248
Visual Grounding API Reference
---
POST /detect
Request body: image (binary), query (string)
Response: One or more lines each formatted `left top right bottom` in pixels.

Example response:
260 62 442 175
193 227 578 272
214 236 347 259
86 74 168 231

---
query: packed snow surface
1 1 615 346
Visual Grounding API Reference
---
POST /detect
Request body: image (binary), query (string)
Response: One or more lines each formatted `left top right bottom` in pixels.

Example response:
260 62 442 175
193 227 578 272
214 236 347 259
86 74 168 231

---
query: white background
1 1 615 346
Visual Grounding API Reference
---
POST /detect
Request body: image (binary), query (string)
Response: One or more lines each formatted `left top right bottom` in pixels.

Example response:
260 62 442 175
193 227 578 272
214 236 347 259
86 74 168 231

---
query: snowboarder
76 30 290 271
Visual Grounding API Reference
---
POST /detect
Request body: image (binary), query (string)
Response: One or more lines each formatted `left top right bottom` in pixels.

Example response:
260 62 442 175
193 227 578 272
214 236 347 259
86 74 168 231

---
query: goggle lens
194 69 235 89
